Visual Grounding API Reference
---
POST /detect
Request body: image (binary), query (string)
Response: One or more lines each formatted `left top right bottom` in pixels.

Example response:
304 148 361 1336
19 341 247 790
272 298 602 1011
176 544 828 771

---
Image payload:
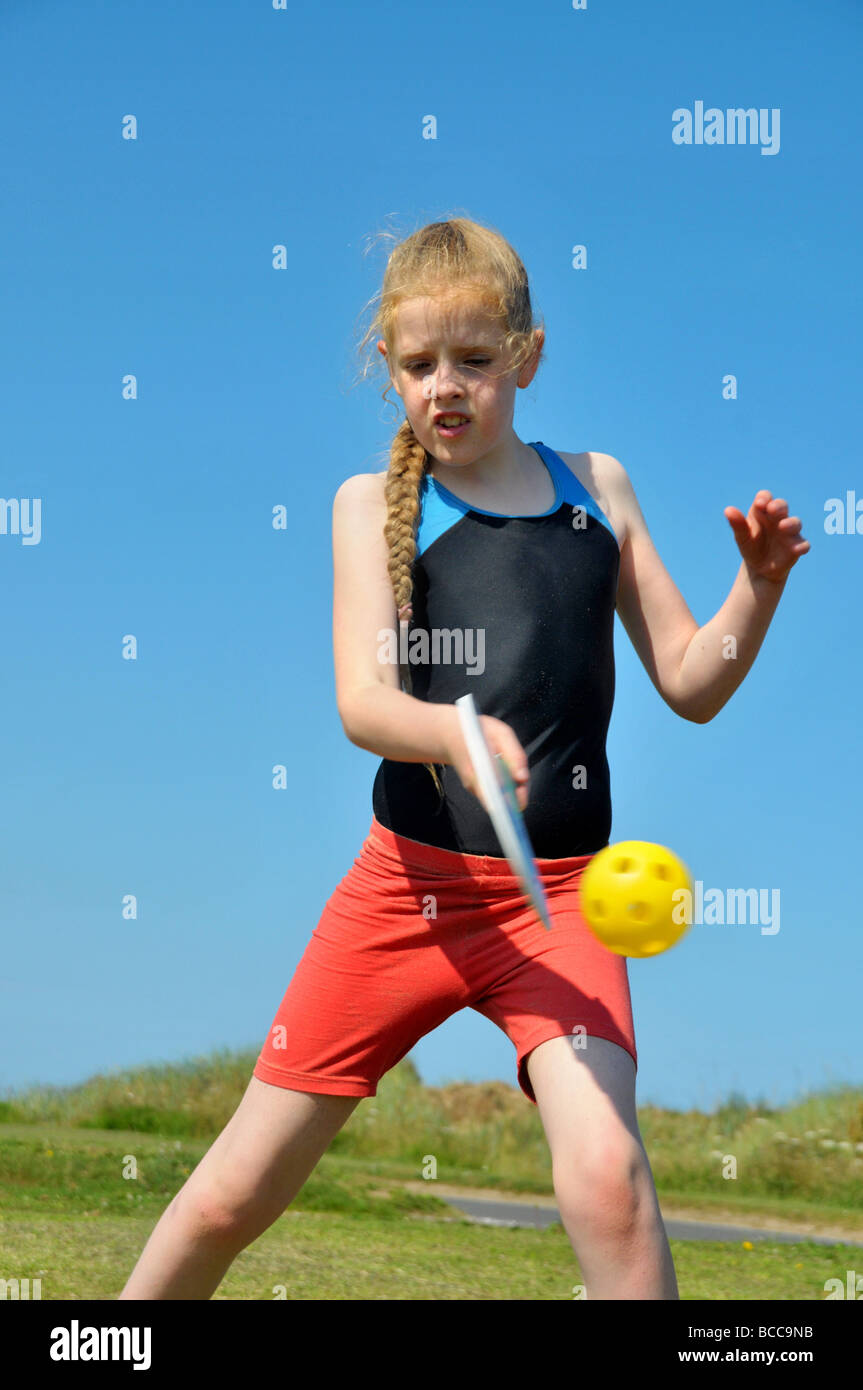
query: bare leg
119 1077 362 1300
527 1035 678 1300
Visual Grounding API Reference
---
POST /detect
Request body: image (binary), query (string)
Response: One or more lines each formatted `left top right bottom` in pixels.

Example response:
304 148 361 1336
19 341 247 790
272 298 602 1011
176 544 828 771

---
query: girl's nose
422 370 459 401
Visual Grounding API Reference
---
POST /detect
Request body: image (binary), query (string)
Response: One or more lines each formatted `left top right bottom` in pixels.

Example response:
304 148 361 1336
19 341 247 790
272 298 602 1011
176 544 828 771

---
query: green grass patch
1 1047 861 1300
0 1207 856 1301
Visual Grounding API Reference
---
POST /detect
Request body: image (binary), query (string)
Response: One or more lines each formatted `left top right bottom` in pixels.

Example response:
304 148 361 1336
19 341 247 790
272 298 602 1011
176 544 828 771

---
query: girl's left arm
605 455 810 724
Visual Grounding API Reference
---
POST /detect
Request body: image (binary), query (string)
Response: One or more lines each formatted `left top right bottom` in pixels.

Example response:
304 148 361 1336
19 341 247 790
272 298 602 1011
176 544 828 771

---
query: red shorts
253 816 637 1106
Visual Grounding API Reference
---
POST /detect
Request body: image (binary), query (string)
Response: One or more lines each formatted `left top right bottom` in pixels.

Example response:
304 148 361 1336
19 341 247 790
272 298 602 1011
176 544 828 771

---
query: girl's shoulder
334 469 389 511
332 471 390 549
554 450 632 550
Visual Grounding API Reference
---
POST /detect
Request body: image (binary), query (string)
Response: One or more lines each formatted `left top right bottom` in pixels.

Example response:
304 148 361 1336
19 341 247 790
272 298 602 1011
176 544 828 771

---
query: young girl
120 216 808 1302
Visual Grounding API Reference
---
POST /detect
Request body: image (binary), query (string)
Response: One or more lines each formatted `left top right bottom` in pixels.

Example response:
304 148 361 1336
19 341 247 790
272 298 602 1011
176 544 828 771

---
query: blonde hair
353 214 544 799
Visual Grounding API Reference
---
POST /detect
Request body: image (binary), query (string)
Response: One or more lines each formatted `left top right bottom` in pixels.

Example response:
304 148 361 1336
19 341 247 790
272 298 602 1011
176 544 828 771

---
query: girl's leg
526 1035 678 1300
118 1076 362 1300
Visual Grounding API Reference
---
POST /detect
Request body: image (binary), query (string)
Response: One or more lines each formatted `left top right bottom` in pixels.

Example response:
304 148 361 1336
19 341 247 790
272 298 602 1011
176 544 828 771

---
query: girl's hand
442 707 531 813
724 491 810 584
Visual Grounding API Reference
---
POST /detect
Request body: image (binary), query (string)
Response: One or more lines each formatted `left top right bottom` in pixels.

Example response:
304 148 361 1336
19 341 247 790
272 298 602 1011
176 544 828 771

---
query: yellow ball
579 840 693 958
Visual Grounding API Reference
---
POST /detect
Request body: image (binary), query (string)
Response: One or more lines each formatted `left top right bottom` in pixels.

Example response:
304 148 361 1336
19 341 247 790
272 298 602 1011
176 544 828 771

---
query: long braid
383 417 445 801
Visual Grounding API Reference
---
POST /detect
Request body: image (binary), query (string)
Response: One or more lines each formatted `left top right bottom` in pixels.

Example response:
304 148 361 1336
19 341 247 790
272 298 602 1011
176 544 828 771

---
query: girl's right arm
332 473 530 810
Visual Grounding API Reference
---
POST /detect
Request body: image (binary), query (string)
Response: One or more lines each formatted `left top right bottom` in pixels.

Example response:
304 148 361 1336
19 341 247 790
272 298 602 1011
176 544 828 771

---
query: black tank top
371 442 620 858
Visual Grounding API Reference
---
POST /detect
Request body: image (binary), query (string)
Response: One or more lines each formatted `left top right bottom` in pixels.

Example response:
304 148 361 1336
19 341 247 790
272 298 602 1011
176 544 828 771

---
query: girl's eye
407 358 491 371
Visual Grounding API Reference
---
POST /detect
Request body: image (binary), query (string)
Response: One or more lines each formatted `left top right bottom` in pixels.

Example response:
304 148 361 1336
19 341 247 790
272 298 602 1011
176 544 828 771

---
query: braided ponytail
383 416 445 801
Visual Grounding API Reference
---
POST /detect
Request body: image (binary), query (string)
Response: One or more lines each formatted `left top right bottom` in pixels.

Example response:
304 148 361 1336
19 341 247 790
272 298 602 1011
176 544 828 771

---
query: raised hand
724 491 810 583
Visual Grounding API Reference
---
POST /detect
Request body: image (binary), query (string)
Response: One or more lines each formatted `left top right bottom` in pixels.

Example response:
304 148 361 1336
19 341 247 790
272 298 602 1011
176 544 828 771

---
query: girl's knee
553 1137 651 1230
176 1180 277 1245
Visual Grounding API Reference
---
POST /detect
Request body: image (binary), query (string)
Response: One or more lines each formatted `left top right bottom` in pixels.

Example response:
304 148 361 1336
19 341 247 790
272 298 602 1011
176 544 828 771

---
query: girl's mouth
434 416 470 438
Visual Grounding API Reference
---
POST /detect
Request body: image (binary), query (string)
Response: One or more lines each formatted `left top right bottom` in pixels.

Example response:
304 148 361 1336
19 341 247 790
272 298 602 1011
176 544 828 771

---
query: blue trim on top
537 443 620 547
428 443 562 519
416 442 619 555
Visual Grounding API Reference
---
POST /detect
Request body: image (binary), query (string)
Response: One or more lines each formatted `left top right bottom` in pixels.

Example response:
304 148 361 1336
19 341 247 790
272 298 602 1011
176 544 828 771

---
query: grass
1 1049 861 1299
3 1207 856 1301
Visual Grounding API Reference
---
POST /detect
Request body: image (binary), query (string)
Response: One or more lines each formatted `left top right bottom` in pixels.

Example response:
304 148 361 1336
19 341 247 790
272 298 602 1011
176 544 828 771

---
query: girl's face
378 293 542 464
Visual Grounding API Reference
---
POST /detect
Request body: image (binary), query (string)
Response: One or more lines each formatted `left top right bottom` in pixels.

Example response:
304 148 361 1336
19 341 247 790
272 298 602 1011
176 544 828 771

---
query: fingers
481 717 530 812
499 734 530 811
728 498 807 539
761 502 809 545
498 728 529 784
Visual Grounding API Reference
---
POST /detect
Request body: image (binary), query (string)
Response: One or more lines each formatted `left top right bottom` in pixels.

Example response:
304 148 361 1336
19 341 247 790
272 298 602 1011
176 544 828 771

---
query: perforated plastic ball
579 840 693 958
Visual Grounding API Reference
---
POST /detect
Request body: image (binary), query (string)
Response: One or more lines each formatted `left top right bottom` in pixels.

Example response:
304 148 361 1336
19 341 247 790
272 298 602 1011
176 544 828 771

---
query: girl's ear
517 328 545 388
379 341 404 401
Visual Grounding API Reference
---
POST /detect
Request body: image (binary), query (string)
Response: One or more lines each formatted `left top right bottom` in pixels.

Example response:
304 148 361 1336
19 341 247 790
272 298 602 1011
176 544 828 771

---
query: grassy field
1 1049 861 1300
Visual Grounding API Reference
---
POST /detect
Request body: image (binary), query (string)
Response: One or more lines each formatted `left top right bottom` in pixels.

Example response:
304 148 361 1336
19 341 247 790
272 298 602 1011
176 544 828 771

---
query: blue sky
1 0 860 1114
